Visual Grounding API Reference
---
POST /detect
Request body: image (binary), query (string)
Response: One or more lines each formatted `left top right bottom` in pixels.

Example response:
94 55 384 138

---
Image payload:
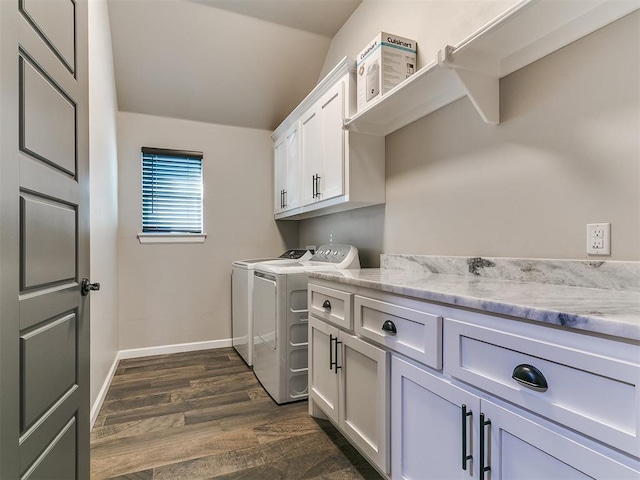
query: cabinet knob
381 320 397 335
322 299 331 310
512 364 548 392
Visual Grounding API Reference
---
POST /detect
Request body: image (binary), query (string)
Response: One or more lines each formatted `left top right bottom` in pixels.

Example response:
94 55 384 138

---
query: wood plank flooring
91 348 383 479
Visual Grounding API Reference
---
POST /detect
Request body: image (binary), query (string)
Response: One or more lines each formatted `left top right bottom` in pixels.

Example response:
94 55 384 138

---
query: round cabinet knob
381 320 397 335
322 300 332 310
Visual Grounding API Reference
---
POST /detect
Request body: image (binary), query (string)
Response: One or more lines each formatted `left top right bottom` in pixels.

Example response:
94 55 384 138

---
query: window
141 147 204 240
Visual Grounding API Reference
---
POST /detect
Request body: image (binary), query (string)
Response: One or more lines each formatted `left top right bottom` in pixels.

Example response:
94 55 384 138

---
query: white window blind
141 147 203 234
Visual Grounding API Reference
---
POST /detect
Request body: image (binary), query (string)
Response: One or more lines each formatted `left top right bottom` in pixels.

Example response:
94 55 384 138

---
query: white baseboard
118 338 232 359
90 338 233 430
90 352 120 430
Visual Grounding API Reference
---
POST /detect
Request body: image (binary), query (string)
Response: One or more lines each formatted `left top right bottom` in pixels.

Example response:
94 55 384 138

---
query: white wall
88 0 119 408
301 3 640 264
117 112 298 349
318 0 516 79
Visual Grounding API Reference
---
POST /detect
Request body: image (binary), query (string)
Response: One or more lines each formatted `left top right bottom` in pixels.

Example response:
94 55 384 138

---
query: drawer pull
381 320 397 335
512 364 548 392
322 299 332 310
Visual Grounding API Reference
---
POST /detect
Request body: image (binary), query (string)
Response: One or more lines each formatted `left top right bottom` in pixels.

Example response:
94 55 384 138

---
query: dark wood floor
91 348 383 479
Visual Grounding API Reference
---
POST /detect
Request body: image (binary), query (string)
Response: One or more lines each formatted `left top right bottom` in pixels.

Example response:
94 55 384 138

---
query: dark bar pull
480 413 491 478
512 364 548 392
461 404 473 470
315 174 321 197
282 189 287 208
322 299 331 310
381 320 397 335
312 174 317 198
329 334 334 371
334 339 342 374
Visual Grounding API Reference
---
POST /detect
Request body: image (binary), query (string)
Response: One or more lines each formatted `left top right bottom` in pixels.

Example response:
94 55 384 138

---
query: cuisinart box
357 32 417 112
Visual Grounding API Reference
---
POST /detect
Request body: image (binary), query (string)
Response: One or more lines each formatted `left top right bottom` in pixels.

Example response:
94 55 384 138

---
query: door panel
1 0 89 478
300 106 321 205
20 313 77 430
20 56 76 175
319 80 344 201
308 317 339 424
20 195 76 289
340 332 389 474
20 0 76 73
23 419 77 480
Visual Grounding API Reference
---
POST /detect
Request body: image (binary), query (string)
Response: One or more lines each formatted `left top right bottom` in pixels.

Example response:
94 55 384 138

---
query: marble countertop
307 268 640 342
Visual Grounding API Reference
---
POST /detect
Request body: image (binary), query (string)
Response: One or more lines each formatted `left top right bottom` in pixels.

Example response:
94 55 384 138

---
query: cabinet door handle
329 334 334 370
512 364 548 392
480 413 491 478
461 404 472 470
282 189 287 208
322 299 331 310
312 174 317 198
334 339 342 374
315 174 321 197
381 320 397 335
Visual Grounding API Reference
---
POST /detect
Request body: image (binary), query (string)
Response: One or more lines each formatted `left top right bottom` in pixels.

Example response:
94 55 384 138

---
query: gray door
0 0 90 478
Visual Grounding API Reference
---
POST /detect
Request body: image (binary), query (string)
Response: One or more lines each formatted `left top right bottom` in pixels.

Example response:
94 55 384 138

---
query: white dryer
252 245 360 404
232 249 312 366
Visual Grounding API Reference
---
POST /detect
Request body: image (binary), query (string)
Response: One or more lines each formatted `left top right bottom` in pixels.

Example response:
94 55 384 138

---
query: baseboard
90 338 233 431
90 352 120 430
118 338 232 359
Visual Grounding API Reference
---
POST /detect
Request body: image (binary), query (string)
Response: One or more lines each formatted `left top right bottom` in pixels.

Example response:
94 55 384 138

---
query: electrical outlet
587 223 611 255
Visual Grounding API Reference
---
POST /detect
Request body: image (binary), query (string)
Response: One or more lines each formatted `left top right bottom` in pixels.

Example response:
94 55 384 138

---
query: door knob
81 278 100 296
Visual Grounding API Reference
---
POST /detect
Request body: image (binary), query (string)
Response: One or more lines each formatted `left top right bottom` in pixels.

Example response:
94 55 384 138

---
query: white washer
232 249 312 366
252 245 360 404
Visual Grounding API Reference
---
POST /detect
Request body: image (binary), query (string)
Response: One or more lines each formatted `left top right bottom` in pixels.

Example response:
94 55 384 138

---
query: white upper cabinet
274 122 301 213
318 80 345 202
272 58 385 220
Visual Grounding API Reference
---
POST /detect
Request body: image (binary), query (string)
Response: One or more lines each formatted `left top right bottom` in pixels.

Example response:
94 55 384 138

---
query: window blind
141 147 203 234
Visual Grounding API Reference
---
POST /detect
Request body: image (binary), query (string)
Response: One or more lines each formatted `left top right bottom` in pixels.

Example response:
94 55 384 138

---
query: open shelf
344 0 639 136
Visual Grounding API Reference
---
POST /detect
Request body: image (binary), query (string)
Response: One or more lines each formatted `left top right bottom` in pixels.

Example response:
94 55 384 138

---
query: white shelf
345 0 640 136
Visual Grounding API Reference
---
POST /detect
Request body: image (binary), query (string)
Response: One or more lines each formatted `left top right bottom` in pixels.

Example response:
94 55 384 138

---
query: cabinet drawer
354 295 442 369
309 284 352 330
444 317 640 458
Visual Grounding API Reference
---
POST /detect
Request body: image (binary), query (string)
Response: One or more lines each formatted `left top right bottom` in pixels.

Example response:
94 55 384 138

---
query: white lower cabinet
391 356 480 480
309 316 390 474
392 355 640 480
309 280 640 479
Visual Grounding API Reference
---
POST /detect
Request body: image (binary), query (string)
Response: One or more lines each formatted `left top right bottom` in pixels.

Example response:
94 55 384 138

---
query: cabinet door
391 356 481 480
308 316 340 424
482 399 640 480
340 331 390 474
300 105 322 205
274 137 287 213
319 79 345 201
285 124 300 210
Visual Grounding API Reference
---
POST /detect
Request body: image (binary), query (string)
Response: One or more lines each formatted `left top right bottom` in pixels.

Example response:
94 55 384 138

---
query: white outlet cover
587 223 611 255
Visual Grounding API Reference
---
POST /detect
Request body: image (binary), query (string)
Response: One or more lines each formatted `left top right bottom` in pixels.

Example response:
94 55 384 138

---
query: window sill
137 233 207 244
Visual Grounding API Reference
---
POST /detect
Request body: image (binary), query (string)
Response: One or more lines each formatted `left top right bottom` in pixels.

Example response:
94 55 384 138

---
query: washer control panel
310 245 357 265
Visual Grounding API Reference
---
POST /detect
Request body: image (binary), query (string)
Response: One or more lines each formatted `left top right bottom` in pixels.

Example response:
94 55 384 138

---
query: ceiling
107 0 363 131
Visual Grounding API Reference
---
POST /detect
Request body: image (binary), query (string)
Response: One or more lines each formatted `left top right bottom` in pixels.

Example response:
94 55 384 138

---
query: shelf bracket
438 46 500 125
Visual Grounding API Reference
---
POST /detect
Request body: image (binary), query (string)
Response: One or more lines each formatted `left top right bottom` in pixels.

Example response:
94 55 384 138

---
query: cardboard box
357 32 417 112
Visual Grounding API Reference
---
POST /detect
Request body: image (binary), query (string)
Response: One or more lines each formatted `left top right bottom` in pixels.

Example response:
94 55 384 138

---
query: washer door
253 274 277 350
